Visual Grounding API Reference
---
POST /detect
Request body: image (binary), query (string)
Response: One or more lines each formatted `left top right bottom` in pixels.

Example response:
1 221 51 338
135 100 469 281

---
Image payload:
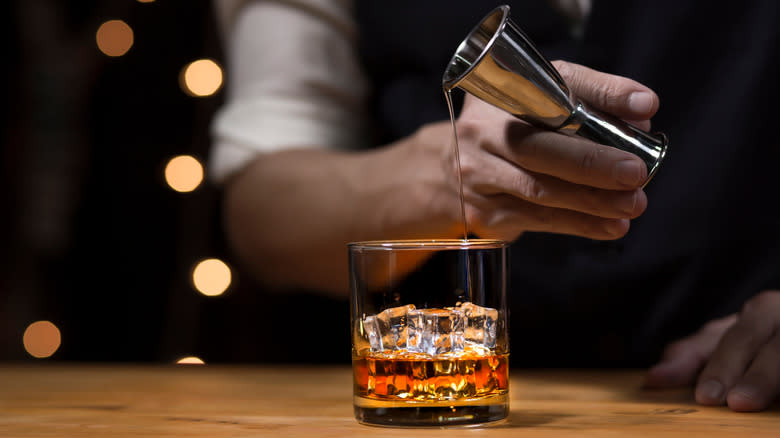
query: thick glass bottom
354 395 508 427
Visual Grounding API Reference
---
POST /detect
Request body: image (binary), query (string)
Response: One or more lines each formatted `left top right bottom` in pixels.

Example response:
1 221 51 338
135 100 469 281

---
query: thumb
552 60 660 124
644 314 737 388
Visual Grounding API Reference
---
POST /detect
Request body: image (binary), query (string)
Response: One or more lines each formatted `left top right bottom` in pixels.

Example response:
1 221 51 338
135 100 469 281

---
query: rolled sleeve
210 0 368 182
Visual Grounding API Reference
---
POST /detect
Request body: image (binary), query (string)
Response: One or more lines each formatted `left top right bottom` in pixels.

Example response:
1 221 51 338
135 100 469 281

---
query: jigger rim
442 5 510 90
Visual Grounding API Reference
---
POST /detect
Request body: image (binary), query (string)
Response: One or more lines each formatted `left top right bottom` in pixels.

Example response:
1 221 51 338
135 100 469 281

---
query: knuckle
483 208 506 229
476 209 526 242
579 147 600 172
595 80 624 109
463 202 482 227
455 118 481 142
552 60 575 83
516 173 546 203
471 202 502 230
456 152 479 181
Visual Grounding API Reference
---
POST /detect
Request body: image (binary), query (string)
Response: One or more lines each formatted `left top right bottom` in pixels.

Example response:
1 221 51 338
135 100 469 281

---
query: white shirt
209 0 591 182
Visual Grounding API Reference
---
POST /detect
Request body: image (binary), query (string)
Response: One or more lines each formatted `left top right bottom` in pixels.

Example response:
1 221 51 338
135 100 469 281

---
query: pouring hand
448 60 658 241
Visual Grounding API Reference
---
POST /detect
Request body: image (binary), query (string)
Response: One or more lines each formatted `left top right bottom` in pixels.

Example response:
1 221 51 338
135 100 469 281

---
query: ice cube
353 319 371 355
363 304 415 352
407 308 465 356
362 315 382 352
459 302 498 349
462 340 493 357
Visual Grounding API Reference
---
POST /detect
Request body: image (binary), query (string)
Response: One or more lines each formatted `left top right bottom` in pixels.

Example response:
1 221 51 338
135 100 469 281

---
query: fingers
695 291 780 411
454 87 651 239
502 122 647 190
648 292 780 412
465 153 646 220
727 331 780 412
552 60 660 121
469 193 631 241
458 95 649 191
644 315 737 388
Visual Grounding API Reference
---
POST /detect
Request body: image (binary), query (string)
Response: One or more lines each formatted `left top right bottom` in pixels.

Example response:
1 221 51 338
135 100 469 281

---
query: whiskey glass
349 239 509 426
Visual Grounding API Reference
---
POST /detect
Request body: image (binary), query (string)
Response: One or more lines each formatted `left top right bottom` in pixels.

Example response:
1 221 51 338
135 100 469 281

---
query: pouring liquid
445 88 473 301
444 88 469 242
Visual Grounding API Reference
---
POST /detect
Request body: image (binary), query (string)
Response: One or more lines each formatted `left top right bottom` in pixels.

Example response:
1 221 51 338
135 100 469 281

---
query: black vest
356 0 780 366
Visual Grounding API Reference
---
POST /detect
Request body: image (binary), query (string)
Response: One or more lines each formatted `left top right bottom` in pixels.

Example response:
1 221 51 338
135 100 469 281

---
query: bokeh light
23 321 61 359
137 0 156 3
181 59 223 97
177 356 205 365
96 20 134 57
192 258 232 296
164 155 203 192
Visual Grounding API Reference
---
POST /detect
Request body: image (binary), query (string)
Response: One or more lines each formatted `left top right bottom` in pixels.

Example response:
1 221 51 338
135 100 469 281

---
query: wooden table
1 365 778 437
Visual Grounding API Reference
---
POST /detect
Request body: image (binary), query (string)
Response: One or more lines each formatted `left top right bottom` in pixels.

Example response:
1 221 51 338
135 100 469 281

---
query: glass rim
348 238 508 251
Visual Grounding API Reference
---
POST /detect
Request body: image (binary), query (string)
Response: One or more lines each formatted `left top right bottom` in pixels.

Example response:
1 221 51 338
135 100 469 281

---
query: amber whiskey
352 349 508 426
354 350 508 401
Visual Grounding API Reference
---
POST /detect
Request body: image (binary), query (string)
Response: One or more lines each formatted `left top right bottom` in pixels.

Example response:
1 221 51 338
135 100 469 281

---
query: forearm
222 126 459 296
224 148 364 295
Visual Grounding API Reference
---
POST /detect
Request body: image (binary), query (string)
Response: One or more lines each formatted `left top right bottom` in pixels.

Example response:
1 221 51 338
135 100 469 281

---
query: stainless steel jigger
443 5 668 187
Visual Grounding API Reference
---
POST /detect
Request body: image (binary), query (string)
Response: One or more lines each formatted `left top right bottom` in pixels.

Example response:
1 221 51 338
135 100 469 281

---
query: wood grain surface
0 365 778 437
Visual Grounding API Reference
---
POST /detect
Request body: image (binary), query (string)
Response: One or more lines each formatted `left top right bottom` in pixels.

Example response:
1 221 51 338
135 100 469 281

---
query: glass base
354 395 508 427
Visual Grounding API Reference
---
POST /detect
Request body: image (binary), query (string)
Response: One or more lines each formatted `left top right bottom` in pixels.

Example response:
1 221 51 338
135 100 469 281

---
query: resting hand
441 60 659 241
645 291 780 411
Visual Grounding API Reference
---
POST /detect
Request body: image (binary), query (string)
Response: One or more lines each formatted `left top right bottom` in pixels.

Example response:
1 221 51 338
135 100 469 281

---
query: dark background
1 0 350 364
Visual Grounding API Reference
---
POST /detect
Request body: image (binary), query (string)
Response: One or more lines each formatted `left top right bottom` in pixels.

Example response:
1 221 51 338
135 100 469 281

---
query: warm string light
93 8 230 360
164 155 204 192
192 258 232 296
96 20 134 57
23 321 61 358
176 356 205 365
180 59 223 97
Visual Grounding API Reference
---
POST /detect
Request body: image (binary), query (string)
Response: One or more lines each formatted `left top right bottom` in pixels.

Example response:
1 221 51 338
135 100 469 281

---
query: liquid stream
444 89 469 241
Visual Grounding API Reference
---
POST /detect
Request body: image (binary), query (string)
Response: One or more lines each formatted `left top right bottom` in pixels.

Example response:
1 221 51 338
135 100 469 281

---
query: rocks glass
349 239 509 426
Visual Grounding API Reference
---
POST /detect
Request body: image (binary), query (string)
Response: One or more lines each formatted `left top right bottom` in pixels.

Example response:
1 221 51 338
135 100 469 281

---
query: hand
645 291 780 411
435 60 659 241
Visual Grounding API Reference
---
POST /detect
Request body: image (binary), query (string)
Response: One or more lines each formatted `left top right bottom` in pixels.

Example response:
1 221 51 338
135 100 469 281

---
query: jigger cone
443 5 667 186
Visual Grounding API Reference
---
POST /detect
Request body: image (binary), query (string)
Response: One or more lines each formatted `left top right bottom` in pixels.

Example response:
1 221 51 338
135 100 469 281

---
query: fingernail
614 160 644 187
628 92 654 114
618 190 639 216
728 384 764 412
730 383 760 400
605 218 629 237
697 380 725 404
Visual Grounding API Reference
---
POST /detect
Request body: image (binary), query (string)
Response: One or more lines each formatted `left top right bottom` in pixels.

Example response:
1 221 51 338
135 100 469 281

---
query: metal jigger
443 5 668 187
